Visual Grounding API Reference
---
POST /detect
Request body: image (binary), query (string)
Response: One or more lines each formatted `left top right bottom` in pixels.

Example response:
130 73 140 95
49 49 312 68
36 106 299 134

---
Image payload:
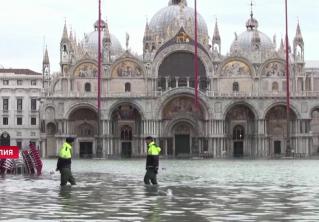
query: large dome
149 0 209 45
82 21 123 58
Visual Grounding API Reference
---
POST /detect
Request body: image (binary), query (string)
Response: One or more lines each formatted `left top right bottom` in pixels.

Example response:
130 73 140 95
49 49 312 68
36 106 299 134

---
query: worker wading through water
56 137 76 186
144 136 161 185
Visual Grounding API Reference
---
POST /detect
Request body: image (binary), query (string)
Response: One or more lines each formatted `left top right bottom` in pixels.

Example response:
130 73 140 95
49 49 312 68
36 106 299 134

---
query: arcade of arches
43 101 316 158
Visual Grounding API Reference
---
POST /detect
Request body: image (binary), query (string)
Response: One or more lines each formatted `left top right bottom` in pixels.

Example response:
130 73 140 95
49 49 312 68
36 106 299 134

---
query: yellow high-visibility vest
147 141 161 155
58 142 72 159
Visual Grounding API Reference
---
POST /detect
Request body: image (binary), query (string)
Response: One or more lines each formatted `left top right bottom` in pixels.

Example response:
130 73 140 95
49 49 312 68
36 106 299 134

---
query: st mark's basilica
38 0 319 158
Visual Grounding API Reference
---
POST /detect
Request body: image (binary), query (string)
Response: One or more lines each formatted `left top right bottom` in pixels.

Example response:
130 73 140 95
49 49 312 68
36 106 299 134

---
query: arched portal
110 103 142 157
161 95 207 157
69 108 98 158
172 121 194 157
225 104 256 157
265 105 297 155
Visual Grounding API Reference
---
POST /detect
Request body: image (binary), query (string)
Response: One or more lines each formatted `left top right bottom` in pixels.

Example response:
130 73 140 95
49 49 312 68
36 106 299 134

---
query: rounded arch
108 100 145 120
110 55 145 78
69 108 98 121
233 125 245 140
65 102 98 119
152 45 212 78
217 57 256 78
70 59 99 77
223 101 259 120
44 105 56 120
157 90 210 121
262 102 300 119
46 122 57 135
309 106 319 119
265 104 298 136
259 58 286 77
164 117 201 138
158 51 206 78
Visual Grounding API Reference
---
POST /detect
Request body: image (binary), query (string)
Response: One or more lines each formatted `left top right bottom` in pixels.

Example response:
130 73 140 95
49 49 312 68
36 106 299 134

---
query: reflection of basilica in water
40 0 319 158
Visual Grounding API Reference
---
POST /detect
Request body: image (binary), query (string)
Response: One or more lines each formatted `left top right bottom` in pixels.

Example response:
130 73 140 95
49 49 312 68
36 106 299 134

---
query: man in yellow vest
144 136 161 185
56 137 76 186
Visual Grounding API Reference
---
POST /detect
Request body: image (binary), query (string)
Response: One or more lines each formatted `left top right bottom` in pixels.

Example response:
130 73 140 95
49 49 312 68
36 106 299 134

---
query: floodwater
1 160 319 221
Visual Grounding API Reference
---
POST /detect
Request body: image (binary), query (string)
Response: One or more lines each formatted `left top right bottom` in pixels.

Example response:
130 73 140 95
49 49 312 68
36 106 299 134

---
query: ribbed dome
231 30 274 52
149 1 209 45
82 21 123 58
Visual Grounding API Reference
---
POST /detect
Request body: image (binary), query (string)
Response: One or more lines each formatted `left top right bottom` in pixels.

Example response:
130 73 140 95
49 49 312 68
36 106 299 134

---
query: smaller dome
82 20 123 58
231 30 274 52
230 14 274 53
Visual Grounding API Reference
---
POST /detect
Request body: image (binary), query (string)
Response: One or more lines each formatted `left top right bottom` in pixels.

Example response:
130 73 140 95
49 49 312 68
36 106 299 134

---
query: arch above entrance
65 103 97 119
161 95 206 120
108 101 145 120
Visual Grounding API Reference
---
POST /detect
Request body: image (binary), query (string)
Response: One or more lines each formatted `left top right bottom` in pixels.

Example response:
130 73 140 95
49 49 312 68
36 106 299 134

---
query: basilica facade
40 0 319 158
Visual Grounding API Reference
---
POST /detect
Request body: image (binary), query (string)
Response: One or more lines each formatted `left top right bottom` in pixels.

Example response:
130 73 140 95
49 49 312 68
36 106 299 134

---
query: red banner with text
0 146 19 159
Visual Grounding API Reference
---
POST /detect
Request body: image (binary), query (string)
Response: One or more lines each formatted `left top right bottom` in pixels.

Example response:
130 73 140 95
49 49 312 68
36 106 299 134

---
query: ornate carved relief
74 62 98 77
111 105 140 120
176 31 190 43
112 60 143 78
163 96 204 119
262 62 285 77
226 105 255 120
221 61 251 76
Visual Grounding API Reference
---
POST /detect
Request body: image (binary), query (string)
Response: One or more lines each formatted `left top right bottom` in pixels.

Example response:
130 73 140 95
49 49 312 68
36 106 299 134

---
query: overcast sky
0 0 318 73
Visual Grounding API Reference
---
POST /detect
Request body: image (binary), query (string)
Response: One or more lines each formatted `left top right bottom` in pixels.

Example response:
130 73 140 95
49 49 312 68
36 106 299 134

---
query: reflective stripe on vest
59 142 72 159
147 141 161 155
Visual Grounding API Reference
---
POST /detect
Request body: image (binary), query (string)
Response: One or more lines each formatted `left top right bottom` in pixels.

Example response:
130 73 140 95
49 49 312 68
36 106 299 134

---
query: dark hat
66 137 75 143
145 136 153 140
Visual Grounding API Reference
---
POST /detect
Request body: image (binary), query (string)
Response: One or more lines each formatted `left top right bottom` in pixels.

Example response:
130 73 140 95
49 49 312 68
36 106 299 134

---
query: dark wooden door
121 142 132 158
233 141 243 157
80 142 93 158
175 135 190 157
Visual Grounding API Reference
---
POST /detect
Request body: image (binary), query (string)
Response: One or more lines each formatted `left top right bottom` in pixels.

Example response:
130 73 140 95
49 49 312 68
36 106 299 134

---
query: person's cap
145 136 153 140
66 137 75 143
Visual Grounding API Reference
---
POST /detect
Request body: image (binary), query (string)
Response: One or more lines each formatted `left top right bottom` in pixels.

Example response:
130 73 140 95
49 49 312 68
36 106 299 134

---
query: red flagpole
194 0 199 109
285 0 291 156
97 0 102 157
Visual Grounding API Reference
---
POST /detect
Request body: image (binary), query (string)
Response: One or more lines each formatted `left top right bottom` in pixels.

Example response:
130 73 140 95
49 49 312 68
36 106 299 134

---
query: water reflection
1 160 319 221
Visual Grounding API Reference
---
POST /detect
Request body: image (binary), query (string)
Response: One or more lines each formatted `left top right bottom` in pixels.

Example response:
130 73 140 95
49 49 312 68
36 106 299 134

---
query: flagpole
194 0 199 109
285 0 291 156
97 0 102 158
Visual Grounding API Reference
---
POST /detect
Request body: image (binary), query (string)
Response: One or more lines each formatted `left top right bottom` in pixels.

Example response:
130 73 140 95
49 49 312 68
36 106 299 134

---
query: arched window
233 82 239 92
272 82 279 91
125 82 131 92
85 83 91 92
233 125 245 140
63 45 68 53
